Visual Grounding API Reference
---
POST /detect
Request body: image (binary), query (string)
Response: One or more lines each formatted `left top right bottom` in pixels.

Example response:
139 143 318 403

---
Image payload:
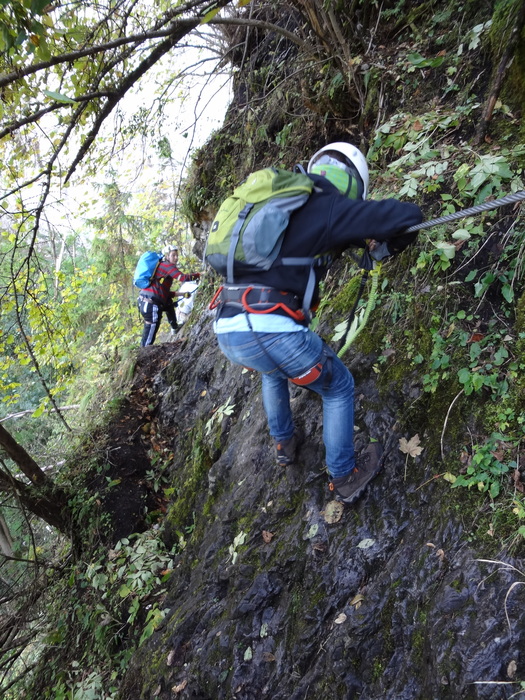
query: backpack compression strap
281 254 332 323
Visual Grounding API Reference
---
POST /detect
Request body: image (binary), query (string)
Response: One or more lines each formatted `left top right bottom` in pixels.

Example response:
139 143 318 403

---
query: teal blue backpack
133 251 162 289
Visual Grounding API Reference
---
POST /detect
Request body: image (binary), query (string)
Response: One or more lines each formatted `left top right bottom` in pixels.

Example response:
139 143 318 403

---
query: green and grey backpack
205 168 315 283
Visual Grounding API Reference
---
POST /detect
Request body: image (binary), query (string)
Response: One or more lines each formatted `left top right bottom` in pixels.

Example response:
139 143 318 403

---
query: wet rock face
120 313 525 700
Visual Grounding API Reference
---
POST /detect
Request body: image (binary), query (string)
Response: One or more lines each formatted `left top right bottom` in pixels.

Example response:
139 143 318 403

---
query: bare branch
0 405 80 424
0 92 114 141
0 16 306 91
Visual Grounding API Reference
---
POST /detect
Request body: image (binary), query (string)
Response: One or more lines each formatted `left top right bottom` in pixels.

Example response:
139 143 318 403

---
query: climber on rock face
137 245 201 347
207 142 422 503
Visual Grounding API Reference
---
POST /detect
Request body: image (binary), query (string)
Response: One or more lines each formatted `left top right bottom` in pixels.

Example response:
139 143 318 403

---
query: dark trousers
138 297 177 346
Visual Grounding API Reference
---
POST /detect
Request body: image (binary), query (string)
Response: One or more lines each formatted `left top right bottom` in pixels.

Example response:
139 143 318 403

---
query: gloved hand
387 229 419 256
191 272 201 281
369 241 391 262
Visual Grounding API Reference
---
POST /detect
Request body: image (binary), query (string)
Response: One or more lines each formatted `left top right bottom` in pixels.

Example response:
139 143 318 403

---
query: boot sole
336 467 381 503
276 455 295 467
335 450 384 504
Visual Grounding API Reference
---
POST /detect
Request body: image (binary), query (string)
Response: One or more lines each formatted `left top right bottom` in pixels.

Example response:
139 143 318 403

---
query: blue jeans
216 329 355 478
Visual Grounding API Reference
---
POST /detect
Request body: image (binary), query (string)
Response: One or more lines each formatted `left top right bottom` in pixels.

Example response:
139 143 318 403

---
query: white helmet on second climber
307 142 369 200
162 244 178 257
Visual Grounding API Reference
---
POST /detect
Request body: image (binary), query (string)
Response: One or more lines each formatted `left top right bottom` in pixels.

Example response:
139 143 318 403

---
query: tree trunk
0 424 52 487
0 425 72 534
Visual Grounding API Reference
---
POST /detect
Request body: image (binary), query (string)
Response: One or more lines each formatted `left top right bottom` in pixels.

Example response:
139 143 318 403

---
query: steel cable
405 190 525 233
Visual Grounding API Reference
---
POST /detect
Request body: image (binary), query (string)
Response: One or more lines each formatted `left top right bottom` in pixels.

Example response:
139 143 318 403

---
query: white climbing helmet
307 142 369 200
162 244 178 256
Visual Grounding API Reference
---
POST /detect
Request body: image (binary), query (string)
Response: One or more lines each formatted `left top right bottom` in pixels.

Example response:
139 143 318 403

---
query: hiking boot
329 442 383 504
274 429 303 466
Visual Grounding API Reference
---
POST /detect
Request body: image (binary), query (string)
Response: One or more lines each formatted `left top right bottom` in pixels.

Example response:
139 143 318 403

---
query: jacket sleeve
326 195 423 248
160 261 186 282
161 262 198 283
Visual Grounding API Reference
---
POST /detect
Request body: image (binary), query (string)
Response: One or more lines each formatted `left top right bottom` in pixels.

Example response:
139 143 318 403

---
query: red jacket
141 260 196 308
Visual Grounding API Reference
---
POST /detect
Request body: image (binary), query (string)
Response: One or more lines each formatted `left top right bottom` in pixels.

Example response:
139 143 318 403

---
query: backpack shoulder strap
226 204 254 283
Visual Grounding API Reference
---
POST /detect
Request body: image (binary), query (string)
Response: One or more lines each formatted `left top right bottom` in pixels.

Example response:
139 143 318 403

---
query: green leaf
452 229 471 241
200 7 221 24
494 346 509 365
489 481 500 499
15 30 27 46
458 367 471 384
469 171 487 192
434 241 456 259
474 281 484 297
32 403 46 417
406 52 445 68
472 373 485 391
31 0 50 13
454 163 470 181
502 284 514 303
44 89 75 104
495 163 513 179
118 584 131 598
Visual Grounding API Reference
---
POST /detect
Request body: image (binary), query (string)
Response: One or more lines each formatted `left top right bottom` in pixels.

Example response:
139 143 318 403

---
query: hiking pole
404 189 525 233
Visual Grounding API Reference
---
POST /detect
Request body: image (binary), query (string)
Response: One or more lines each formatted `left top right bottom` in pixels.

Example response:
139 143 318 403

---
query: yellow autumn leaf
399 434 423 458
323 500 344 524
172 679 188 693
200 7 221 24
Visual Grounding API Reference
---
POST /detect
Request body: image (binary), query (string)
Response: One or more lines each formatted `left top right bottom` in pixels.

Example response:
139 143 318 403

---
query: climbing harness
210 284 307 322
289 346 333 389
